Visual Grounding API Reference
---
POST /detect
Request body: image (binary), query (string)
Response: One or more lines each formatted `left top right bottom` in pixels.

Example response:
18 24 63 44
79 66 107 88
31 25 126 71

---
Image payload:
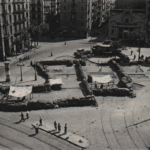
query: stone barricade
74 61 93 96
0 96 97 112
40 60 73 67
109 59 134 92
35 62 50 80
117 52 130 63
92 88 135 97
74 61 85 81
80 79 93 96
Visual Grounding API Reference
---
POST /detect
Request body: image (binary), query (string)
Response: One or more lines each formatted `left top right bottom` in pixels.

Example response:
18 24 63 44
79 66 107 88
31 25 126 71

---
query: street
0 40 150 150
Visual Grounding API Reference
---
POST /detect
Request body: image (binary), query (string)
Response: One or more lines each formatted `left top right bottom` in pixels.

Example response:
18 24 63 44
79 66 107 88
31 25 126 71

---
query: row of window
64 0 84 3
63 21 84 27
3 22 28 35
63 14 84 18
2 13 28 23
2 3 28 12
63 6 84 11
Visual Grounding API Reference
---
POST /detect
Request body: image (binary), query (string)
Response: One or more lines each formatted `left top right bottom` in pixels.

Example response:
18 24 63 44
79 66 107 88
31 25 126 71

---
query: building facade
0 0 30 60
146 0 150 35
44 0 59 22
59 0 92 38
108 0 146 39
30 0 44 24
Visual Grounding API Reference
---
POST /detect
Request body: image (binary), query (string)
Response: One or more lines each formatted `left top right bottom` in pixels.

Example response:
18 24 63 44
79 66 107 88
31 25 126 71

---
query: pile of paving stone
93 88 134 97
35 62 50 80
117 52 130 63
40 60 74 66
0 96 97 112
74 61 86 81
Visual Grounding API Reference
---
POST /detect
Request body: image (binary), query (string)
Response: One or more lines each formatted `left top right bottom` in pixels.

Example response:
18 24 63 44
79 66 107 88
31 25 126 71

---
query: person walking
131 50 133 55
39 116 42 126
54 121 57 131
26 111 29 119
51 52 53 56
64 41 66 45
64 124 67 134
30 61 33 66
20 112 25 122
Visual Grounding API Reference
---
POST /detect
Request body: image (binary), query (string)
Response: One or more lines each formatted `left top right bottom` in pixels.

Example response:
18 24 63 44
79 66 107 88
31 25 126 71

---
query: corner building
0 0 30 60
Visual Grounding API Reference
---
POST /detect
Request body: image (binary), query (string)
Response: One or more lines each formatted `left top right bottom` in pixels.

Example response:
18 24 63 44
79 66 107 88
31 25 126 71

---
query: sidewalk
33 122 89 148
0 45 41 67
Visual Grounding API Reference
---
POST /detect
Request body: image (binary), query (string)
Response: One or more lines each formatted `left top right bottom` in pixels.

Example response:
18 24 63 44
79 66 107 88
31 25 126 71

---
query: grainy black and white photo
0 0 150 149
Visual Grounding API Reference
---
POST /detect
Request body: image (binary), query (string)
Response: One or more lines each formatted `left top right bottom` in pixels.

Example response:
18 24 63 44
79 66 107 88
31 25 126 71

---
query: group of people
54 121 67 134
20 113 68 135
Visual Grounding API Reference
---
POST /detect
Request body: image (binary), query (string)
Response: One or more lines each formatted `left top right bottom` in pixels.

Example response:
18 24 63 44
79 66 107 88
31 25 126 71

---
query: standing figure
39 116 42 126
64 41 66 45
20 112 25 121
58 123 61 132
35 123 39 134
64 124 67 134
131 50 133 55
26 111 29 119
133 54 136 60
30 61 33 66
54 121 57 131
51 52 53 56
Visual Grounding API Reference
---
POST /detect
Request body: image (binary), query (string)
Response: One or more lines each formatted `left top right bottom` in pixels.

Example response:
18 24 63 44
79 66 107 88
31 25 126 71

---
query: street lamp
34 61 37 81
17 61 24 81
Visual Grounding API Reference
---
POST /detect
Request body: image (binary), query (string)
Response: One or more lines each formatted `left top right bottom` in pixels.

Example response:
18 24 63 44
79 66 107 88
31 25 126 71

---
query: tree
28 24 41 47
39 23 49 37
21 30 29 49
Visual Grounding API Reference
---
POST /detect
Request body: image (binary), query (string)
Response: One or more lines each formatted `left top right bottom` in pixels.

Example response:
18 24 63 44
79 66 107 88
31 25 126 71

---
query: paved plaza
0 39 150 149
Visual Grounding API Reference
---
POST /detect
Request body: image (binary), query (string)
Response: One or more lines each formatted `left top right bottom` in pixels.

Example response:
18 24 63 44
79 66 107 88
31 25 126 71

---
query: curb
32 123 89 149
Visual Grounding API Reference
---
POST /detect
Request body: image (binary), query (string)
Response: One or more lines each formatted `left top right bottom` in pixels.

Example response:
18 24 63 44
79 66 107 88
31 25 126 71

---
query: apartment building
59 0 92 38
44 0 60 22
30 0 44 24
0 0 30 60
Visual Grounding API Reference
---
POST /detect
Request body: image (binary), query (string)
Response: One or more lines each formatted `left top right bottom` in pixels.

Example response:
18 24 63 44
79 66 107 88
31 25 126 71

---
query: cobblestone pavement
0 41 150 149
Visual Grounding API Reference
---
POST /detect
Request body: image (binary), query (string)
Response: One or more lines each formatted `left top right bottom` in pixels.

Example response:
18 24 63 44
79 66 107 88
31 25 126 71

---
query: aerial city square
0 0 150 150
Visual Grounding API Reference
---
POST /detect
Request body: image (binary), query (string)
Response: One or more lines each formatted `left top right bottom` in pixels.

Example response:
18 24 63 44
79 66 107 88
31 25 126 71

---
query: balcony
2 10 7 15
2 0 6 3
14 19 25 25
4 33 9 38
13 9 24 14
3 20 9 26
14 30 21 36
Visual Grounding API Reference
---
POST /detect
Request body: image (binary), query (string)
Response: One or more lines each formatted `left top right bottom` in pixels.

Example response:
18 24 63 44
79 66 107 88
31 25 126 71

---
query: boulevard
0 39 150 150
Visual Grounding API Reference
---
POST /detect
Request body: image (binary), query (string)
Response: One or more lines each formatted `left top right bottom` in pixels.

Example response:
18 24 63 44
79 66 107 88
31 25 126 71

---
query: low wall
35 62 50 80
0 96 97 112
40 60 73 66
109 59 133 91
93 88 135 97
117 52 130 63
74 61 85 81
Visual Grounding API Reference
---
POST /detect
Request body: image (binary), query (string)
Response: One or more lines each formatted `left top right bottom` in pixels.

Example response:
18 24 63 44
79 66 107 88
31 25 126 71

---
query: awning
9 86 32 98
92 75 113 84
50 78 63 86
